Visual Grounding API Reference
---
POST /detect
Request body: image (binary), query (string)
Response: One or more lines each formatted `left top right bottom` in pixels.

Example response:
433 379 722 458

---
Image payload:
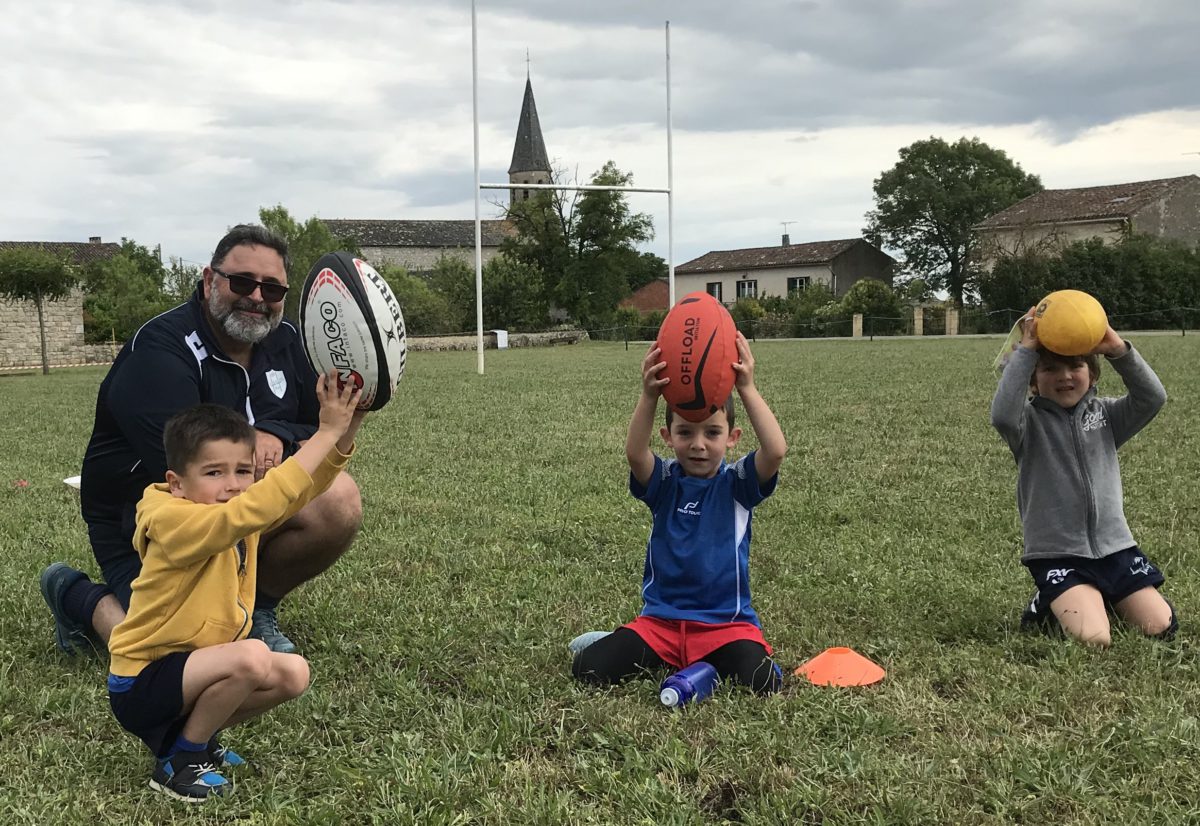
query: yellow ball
1035 290 1107 356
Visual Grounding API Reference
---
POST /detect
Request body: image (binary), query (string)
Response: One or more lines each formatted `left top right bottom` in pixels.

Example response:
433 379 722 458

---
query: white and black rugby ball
299 252 406 411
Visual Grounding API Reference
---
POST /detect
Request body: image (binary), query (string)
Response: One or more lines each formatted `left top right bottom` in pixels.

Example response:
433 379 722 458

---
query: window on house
706 282 723 302
736 279 758 299
787 276 810 294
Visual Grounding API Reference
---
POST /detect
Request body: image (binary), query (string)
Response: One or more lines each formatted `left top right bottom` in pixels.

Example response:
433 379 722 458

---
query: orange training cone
794 647 885 687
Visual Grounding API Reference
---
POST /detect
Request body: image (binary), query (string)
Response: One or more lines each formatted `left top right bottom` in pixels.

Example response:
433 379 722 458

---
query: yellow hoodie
108 447 351 677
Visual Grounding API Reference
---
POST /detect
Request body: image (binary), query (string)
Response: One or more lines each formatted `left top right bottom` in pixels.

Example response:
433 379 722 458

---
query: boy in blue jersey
573 331 787 694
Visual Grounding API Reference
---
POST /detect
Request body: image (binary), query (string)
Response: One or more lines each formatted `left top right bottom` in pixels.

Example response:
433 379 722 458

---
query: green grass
2 336 1199 824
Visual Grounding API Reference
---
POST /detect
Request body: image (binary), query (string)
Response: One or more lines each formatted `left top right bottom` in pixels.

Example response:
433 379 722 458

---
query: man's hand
255 430 285 480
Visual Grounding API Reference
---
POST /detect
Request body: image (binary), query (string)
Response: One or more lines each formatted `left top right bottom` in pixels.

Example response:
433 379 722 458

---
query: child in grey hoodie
991 308 1174 646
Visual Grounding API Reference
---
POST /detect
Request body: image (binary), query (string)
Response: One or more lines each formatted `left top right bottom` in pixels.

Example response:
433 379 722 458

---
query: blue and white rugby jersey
630 451 777 626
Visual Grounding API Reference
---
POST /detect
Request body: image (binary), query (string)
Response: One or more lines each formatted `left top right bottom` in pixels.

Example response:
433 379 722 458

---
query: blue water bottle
659 662 720 708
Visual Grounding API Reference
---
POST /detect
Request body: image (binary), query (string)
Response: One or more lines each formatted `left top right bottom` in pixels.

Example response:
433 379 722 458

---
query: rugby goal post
471 2 675 373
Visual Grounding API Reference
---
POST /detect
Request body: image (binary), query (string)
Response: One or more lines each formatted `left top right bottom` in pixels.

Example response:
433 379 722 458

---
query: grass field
2 336 1199 825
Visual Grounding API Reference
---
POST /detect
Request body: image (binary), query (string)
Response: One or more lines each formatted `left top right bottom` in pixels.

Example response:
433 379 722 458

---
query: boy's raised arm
289 372 363 475
990 308 1038 448
731 333 787 484
627 346 667 488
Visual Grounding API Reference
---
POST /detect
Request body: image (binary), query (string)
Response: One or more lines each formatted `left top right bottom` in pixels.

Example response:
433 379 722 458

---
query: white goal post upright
470 3 675 374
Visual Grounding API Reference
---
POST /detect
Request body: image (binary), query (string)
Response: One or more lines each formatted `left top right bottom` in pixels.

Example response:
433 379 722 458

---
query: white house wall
675 264 834 304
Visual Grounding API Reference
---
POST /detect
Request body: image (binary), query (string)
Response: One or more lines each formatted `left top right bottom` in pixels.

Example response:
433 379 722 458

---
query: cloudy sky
4 0 1199 269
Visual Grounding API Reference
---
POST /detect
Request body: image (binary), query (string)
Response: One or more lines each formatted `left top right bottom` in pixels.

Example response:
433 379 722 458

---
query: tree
840 278 905 334
258 205 360 321
378 264 454 335
164 257 202 305
427 255 477 333
482 255 548 330
977 234 1200 330
864 137 1042 307
81 239 171 343
0 246 77 374
502 161 655 326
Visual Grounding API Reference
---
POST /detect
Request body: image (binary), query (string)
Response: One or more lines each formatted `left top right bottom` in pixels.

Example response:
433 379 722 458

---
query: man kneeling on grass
107 372 363 802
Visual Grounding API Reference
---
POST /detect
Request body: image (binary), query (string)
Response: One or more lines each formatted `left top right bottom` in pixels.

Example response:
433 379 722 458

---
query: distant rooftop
677 238 887 273
976 175 1200 229
321 219 515 248
0 238 121 266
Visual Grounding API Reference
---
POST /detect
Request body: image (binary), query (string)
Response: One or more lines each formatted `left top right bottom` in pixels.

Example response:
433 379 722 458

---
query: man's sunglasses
212 268 289 303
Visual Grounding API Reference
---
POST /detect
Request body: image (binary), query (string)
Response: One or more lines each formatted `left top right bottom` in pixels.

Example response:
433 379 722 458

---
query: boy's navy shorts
1024 546 1165 609
108 651 191 756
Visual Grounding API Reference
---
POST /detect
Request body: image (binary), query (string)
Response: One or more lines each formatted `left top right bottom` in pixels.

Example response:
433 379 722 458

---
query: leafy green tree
840 278 905 334
977 234 1200 331
378 264 454 335
502 161 655 326
0 246 77 374
864 137 1042 307
82 239 171 343
164 257 202 305
482 255 548 331
975 249 1055 329
258 205 359 321
427 255 477 333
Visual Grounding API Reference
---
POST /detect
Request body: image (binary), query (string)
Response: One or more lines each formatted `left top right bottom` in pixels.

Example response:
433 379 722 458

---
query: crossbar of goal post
471 4 675 374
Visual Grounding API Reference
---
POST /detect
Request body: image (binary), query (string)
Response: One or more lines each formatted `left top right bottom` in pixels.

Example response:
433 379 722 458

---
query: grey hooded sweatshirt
990 343 1166 562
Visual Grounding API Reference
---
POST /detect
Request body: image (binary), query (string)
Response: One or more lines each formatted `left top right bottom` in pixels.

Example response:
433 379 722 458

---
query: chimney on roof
89 236 101 244
781 234 790 247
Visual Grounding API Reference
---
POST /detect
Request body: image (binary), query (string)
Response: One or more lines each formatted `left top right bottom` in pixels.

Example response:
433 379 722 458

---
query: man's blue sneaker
150 751 232 802
208 738 247 768
249 607 295 654
39 563 93 656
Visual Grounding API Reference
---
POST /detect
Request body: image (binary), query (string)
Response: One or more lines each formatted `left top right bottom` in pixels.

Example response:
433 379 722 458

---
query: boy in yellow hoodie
106 371 363 802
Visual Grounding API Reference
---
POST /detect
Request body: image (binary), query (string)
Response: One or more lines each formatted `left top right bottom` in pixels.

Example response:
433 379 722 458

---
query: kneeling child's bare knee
281 655 310 698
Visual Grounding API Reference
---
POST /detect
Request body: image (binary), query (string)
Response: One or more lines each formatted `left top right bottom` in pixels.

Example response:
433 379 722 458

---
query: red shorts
624 615 772 669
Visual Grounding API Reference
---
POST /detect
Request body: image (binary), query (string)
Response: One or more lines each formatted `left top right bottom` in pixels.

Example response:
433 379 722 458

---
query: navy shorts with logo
108 651 192 756
1024 545 1166 609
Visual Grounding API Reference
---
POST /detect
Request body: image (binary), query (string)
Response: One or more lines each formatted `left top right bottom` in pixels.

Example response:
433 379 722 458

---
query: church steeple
508 75 551 206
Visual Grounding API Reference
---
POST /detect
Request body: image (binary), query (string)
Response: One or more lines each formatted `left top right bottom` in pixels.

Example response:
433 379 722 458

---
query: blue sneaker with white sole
150 751 232 802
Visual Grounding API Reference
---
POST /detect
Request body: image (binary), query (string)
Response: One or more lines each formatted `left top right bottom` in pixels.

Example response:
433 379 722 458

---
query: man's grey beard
207 288 281 344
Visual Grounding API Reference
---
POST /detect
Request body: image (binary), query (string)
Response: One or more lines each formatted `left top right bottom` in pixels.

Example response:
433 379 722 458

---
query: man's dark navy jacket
80 284 318 541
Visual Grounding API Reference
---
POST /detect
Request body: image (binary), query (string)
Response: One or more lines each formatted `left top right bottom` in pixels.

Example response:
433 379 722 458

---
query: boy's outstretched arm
290 371 365 473
627 345 668 488
731 332 787 484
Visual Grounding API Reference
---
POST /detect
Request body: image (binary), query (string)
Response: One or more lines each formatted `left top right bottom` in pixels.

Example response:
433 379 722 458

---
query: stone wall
408 329 589 351
361 245 505 274
0 289 115 369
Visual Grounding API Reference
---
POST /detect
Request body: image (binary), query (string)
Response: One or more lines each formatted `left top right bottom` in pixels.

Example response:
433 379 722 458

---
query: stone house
0 237 121 369
974 175 1200 270
675 236 895 303
319 219 515 274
